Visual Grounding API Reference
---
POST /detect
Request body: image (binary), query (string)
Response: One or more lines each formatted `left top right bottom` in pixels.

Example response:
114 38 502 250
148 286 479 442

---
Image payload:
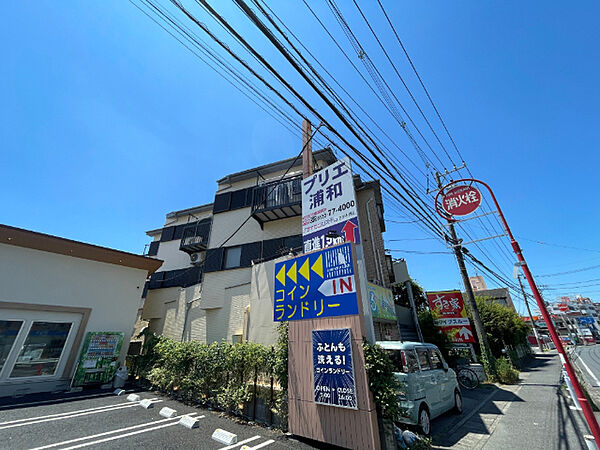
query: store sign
367 282 396 321
312 328 357 409
427 290 475 344
578 316 595 326
274 243 358 321
441 185 482 217
72 332 124 387
302 157 360 253
558 303 569 312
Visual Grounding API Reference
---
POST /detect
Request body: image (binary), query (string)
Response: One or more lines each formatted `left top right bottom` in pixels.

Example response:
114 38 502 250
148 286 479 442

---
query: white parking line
0 400 162 430
30 414 192 450
251 440 275 449
0 400 153 425
218 436 261 450
59 414 205 450
575 353 600 386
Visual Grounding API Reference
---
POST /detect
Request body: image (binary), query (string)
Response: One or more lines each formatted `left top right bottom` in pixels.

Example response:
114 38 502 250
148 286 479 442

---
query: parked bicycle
456 366 480 390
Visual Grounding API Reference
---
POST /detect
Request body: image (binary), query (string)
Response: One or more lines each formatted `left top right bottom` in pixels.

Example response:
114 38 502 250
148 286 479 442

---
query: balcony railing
251 175 302 226
179 223 210 254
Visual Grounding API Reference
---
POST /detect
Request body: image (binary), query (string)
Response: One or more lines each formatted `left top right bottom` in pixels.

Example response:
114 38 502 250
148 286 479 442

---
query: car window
385 349 418 373
429 349 444 370
416 348 431 371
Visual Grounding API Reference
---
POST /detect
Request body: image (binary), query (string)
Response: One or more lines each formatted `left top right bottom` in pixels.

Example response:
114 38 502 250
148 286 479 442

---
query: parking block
159 407 178 418
212 428 238 445
140 399 155 409
179 415 201 429
126 393 141 402
114 389 126 396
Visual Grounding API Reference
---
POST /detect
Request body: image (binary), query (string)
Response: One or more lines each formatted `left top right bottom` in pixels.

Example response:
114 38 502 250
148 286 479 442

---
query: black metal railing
179 222 210 253
251 175 302 212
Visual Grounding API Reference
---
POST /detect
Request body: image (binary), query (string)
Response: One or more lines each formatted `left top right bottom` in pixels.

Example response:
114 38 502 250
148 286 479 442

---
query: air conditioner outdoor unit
190 252 203 265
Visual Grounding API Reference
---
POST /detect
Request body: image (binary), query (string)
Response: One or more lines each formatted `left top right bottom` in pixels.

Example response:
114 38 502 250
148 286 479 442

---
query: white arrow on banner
318 275 356 297
458 327 473 340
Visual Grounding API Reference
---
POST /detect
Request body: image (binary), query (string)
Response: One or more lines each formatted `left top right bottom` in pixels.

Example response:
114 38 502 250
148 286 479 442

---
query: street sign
578 316 595 325
274 243 358 321
367 282 396 321
440 184 482 217
558 302 569 312
427 290 475 344
312 328 357 409
302 157 360 253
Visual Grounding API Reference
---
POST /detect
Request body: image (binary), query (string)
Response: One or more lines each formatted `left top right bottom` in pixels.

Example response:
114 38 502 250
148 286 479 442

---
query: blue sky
2 1 600 312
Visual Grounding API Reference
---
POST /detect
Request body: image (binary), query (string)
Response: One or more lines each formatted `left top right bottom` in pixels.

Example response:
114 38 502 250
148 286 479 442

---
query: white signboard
302 157 360 253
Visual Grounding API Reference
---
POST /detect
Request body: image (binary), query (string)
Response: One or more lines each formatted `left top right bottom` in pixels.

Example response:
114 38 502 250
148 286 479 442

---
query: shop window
224 246 242 269
0 320 23 372
10 321 72 378
416 348 431 371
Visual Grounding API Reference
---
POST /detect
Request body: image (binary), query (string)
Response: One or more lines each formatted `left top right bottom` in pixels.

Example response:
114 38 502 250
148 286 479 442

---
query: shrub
495 357 519 384
363 340 404 420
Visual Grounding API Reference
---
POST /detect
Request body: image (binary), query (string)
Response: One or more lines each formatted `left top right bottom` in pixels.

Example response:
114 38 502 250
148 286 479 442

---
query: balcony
179 221 210 254
251 175 302 226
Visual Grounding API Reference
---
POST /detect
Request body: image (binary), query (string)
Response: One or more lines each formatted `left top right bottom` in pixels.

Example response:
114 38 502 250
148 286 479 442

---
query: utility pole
518 274 543 351
435 172 495 373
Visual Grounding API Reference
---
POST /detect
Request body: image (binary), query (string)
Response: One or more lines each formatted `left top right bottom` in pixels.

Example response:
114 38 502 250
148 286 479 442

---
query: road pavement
0 390 316 450
572 345 600 390
433 351 595 449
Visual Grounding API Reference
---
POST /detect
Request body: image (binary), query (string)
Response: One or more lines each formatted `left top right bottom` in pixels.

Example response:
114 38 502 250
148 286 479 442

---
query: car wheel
418 405 431 436
454 389 463 414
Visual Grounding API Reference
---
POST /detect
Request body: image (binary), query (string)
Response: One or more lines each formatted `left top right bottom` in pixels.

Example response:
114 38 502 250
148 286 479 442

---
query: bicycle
456 366 480 390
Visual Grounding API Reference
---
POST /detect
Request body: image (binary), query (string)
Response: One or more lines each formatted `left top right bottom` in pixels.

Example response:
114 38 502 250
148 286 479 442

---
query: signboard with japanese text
427 290 475 344
558 303 569 312
312 328 357 409
578 316 595 326
274 243 358 321
302 157 360 253
441 185 482 217
72 332 124 386
367 282 396 321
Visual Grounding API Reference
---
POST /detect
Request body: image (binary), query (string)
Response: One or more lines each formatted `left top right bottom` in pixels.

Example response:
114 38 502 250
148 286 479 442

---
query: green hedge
131 325 288 424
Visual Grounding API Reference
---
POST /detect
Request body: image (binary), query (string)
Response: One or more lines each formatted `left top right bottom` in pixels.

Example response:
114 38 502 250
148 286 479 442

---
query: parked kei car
376 341 462 435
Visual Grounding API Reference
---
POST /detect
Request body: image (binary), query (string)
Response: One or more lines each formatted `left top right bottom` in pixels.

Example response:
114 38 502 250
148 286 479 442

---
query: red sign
441 185 482 217
558 303 569 312
427 290 475 344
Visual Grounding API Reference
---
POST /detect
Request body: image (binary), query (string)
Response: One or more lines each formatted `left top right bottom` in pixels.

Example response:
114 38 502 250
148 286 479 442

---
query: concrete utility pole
302 119 313 177
518 274 543 351
435 172 494 370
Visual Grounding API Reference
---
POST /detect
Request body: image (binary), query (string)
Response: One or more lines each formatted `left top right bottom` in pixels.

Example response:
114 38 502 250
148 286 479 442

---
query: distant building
469 275 488 292
468 276 516 311
141 149 402 345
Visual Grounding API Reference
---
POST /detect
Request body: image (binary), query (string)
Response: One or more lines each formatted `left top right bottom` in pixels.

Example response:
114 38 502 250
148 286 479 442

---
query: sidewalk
431 352 595 449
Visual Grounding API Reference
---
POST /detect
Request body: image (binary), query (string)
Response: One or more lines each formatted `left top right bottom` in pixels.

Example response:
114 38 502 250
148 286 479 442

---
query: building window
224 246 242 269
0 320 23 372
10 321 72 378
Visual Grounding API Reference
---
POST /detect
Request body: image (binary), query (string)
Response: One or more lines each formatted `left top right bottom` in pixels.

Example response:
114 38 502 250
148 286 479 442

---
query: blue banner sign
273 243 358 321
578 316 595 325
312 328 357 409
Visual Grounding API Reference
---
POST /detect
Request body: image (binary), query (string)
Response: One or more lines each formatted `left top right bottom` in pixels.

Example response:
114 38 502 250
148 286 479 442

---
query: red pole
441 178 600 444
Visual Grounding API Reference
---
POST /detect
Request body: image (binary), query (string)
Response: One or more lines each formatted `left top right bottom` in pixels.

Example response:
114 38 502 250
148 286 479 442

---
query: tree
393 279 429 311
467 296 532 358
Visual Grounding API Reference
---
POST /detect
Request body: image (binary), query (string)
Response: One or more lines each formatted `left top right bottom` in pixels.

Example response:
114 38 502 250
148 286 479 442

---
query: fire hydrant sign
441 185 482 217
312 328 357 409
273 243 358 321
427 290 475 343
302 157 360 253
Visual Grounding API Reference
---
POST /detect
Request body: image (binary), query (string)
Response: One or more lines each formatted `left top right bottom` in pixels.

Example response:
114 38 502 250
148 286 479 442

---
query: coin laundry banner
312 328 357 409
274 243 358 321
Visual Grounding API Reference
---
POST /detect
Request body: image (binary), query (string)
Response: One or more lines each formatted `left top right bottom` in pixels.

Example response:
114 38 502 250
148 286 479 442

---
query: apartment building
141 149 397 346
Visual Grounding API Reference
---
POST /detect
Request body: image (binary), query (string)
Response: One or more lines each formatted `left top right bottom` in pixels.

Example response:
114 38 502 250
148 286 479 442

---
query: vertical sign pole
435 173 494 371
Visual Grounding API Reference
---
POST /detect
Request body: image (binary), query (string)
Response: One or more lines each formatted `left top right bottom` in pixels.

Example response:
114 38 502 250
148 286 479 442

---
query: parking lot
0 390 315 450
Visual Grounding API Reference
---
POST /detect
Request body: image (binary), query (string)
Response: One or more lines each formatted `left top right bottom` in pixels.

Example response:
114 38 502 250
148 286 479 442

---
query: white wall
0 243 149 373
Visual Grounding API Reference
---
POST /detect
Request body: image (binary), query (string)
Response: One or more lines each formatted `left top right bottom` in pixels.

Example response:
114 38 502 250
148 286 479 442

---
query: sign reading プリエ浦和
427 290 475 344
302 157 360 253
313 328 357 409
273 242 358 321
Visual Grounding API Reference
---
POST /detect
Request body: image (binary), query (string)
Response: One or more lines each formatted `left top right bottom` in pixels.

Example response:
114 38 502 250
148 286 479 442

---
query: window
0 320 23 372
10 322 72 378
224 246 242 269
416 348 431 371
386 349 418 373
429 349 444 370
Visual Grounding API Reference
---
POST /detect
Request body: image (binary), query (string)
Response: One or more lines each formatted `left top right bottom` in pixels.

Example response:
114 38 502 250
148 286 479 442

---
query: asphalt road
573 345 600 390
0 390 316 450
